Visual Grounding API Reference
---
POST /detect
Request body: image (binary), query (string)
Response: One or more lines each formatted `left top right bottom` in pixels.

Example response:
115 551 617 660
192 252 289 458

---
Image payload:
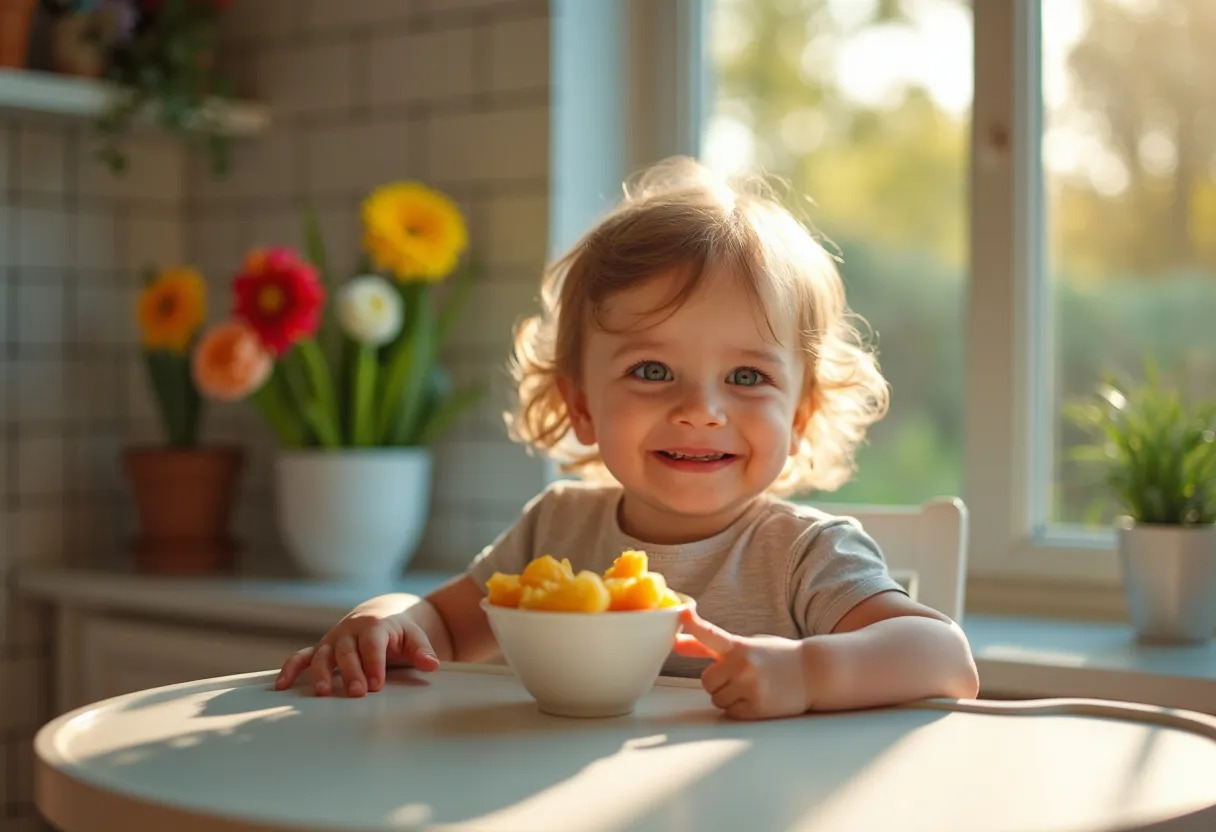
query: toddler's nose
670 384 727 428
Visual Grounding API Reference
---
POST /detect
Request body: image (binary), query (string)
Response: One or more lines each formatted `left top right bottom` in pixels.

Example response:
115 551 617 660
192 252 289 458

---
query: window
1043 0 1216 530
704 0 972 507
695 0 1215 588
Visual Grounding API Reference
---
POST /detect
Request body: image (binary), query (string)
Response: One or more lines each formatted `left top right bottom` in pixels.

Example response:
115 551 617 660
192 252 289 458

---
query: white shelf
0 68 270 136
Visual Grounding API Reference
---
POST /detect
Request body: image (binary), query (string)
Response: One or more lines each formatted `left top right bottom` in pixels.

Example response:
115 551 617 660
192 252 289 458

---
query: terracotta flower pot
0 0 38 68
123 446 245 575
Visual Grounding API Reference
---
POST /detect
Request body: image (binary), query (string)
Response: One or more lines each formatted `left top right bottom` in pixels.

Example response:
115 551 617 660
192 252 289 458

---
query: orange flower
192 321 272 401
137 267 207 352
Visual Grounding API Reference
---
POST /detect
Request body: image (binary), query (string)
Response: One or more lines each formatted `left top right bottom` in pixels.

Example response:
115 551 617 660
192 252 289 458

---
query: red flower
232 247 324 355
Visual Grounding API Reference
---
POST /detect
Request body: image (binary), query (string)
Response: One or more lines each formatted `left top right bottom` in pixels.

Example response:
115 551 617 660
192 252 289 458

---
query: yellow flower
361 182 468 282
137 267 208 353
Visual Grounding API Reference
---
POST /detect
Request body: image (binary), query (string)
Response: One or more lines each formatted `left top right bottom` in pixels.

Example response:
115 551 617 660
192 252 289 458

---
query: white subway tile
487 17 549 93
0 202 12 267
70 430 124 495
13 736 37 808
245 208 305 255
304 0 413 32
74 282 131 348
0 361 9 425
447 278 535 351
77 134 119 200
426 111 489 183
485 106 549 180
0 280 8 345
486 193 548 267
15 207 71 268
228 129 298 201
187 214 248 279
367 29 475 106
68 500 123 561
16 127 66 196
16 279 64 347
221 0 301 41
124 355 159 423
0 124 10 194
0 658 49 730
123 136 186 204
431 437 546 507
312 202 361 276
17 435 63 499
257 42 354 116
2 592 53 651
76 208 120 271
125 215 185 272
64 357 122 425
16 508 66 567
305 119 412 197
15 359 65 422
429 0 524 9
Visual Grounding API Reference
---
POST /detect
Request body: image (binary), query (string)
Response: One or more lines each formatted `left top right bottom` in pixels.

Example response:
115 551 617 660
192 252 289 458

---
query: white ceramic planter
1118 520 1216 644
276 449 432 581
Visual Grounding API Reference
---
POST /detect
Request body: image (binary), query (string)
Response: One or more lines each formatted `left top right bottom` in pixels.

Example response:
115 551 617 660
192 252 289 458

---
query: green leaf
436 259 481 348
351 344 377 447
376 285 437 445
418 384 485 446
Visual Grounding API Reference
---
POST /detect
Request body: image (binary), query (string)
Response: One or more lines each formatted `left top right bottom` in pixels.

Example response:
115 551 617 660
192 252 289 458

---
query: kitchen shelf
0 68 269 135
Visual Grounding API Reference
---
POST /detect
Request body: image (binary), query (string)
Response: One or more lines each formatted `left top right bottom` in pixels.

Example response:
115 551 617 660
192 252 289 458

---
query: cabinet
57 609 315 713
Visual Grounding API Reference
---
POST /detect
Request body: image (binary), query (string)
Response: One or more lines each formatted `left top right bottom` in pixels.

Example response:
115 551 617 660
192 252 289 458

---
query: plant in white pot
192 182 481 580
1066 367 1216 643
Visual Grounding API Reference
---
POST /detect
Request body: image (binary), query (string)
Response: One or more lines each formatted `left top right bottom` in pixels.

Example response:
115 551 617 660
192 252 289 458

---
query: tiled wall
0 0 552 826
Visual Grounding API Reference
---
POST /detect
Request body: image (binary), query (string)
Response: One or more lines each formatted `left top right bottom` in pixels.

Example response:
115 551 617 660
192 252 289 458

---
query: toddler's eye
630 361 672 382
728 366 768 387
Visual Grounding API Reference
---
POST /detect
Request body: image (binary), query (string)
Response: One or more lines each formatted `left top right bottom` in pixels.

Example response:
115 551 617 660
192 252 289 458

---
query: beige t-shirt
466 480 907 678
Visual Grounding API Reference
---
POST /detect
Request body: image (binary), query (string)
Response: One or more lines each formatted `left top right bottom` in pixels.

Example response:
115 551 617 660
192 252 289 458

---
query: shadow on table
68 670 952 832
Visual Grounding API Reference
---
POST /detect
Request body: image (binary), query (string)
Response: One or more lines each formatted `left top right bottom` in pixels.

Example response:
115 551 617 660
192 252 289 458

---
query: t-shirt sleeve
465 487 551 593
788 518 907 637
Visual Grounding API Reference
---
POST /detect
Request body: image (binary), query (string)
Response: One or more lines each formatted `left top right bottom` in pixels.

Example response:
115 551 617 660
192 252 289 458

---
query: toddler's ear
557 375 597 445
790 397 814 455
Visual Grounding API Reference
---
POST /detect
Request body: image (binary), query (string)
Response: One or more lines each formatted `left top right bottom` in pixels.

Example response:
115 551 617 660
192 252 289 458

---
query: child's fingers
673 633 720 660
308 643 337 696
334 636 367 697
700 658 736 696
402 624 440 672
275 646 314 690
677 608 735 658
358 628 389 691
709 678 748 712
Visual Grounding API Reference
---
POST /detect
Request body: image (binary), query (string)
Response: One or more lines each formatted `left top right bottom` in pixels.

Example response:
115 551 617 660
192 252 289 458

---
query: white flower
337 275 403 346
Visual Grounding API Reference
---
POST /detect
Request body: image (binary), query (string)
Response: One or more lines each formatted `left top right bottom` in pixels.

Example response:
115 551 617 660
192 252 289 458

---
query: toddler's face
565 269 808 542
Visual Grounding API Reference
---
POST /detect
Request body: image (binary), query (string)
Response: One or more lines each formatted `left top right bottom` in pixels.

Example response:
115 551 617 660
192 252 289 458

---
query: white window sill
16 567 1216 715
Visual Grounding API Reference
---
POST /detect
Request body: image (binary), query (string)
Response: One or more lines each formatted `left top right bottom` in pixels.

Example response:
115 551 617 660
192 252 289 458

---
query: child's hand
274 607 440 698
674 608 812 720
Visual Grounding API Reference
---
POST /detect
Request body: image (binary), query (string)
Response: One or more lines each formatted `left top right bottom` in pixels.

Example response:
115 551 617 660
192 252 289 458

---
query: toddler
276 157 979 719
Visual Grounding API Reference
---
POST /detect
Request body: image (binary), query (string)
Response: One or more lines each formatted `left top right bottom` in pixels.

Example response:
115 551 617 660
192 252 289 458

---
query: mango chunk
606 572 668 611
658 588 683 608
486 572 524 608
520 554 575 588
519 571 611 612
605 549 648 579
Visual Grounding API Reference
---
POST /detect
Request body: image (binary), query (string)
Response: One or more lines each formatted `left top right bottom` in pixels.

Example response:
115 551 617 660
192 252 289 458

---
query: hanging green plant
94 0 234 176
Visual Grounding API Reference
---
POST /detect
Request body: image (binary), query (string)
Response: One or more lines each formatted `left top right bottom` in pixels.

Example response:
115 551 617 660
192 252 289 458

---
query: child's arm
675 593 979 719
275 574 495 697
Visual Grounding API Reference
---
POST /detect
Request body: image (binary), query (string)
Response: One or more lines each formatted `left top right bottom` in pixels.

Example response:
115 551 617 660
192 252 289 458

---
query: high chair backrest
810 497 969 623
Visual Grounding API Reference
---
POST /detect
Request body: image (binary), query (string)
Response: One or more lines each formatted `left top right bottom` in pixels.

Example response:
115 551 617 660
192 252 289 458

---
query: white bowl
480 596 692 718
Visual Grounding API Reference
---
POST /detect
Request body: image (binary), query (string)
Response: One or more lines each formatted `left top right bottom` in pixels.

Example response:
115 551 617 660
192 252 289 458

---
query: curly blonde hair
506 157 889 496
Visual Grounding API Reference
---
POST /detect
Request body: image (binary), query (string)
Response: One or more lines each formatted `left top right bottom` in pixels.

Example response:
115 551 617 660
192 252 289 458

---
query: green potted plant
95 0 234 175
127 264 246 574
191 181 482 580
1066 364 1216 643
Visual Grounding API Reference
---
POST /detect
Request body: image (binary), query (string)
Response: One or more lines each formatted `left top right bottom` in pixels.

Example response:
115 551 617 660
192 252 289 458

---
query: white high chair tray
35 662 1216 832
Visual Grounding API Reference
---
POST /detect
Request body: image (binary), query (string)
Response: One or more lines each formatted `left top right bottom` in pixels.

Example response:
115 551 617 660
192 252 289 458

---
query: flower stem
352 343 377 447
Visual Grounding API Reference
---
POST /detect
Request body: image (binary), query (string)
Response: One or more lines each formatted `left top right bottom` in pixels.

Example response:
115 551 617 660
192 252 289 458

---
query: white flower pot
276 449 432 581
1117 520 1216 644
